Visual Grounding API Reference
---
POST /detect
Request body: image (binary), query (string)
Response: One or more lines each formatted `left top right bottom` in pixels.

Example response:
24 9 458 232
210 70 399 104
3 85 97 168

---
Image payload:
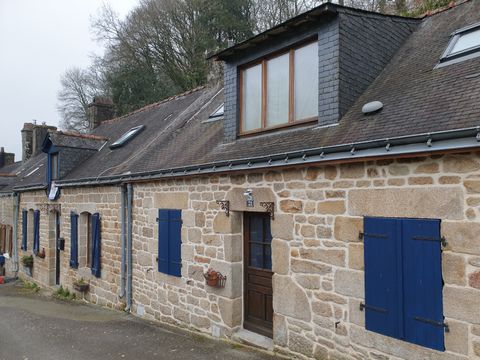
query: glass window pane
250 243 263 268
294 42 318 121
242 64 262 131
264 220 272 244
264 245 272 270
452 29 480 54
250 217 263 242
266 53 289 127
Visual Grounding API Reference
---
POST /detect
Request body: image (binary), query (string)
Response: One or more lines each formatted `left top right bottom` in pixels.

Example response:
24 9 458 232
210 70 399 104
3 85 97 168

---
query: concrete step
232 329 274 352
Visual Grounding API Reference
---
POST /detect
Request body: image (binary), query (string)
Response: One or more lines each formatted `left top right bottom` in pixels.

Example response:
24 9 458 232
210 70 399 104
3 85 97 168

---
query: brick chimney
0 147 15 168
21 122 57 162
87 97 115 130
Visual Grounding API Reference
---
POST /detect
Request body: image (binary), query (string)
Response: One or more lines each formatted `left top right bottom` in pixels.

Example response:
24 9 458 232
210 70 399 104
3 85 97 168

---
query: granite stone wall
9 152 480 359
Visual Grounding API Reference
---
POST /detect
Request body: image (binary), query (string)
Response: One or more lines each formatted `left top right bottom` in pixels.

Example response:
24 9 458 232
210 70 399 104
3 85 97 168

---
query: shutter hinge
358 232 364 240
359 302 388 313
156 217 159 222
359 232 387 240
412 235 448 247
414 316 449 332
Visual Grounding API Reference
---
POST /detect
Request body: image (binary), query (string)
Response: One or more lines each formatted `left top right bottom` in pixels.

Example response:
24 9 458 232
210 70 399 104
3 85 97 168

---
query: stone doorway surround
224 187 294 344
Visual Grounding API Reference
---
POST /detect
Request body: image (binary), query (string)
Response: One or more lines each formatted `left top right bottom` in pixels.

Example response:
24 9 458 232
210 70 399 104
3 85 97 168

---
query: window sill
239 117 317 137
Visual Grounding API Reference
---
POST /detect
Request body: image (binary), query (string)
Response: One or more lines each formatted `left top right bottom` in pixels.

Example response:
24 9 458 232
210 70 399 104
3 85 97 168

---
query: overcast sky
0 0 139 160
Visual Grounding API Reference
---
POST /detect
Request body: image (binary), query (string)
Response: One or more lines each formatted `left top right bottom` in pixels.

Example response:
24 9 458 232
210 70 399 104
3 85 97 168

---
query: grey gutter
55 126 480 188
12 184 47 192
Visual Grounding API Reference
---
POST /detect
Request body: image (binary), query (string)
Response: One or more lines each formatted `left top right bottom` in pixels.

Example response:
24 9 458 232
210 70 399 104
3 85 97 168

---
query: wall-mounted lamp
243 188 254 207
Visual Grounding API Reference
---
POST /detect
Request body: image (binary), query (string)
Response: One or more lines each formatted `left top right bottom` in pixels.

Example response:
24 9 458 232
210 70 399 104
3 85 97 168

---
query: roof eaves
56 126 480 188
210 2 420 61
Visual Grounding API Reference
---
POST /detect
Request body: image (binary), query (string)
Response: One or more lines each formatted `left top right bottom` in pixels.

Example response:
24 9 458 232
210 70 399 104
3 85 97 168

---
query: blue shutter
91 213 101 278
21 210 27 251
33 210 40 255
70 212 79 269
402 219 444 351
169 210 182 277
364 217 402 339
158 209 182 277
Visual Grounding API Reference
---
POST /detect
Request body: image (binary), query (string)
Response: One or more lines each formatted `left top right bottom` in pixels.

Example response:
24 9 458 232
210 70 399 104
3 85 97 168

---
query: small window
0 225 13 256
441 22 480 64
110 125 145 149
51 153 59 180
240 40 318 134
157 209 182 277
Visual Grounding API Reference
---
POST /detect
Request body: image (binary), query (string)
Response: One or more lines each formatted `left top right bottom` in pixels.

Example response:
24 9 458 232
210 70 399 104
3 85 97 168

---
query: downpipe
12 192 19 276
125 184 133 312
119 185 127 299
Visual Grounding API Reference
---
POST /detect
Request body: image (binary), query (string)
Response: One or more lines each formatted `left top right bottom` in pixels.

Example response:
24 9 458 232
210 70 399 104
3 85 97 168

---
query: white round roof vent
362 101 383 114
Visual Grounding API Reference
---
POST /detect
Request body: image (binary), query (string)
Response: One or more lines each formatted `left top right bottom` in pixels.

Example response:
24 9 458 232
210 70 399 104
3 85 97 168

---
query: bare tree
57 67 103 132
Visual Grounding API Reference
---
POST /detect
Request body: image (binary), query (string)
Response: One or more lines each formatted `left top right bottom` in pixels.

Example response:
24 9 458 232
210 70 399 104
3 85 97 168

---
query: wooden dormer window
240 40 318 134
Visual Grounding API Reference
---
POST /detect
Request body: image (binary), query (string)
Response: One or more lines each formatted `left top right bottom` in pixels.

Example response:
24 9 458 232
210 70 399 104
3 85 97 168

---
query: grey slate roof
5 0 480 190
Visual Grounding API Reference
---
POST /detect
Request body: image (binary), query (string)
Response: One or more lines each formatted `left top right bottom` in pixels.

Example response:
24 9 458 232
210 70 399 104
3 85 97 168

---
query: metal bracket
216 200 230 217
359 232 387 240
260 202 275 220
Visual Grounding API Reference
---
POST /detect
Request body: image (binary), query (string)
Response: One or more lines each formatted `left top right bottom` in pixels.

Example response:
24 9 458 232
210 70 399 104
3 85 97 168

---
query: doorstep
232 329 274 352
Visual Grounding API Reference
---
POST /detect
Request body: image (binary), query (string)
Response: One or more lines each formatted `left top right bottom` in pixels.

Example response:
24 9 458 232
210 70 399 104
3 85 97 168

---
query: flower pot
206 277 218 287
23 266 32 277
73 283 89 292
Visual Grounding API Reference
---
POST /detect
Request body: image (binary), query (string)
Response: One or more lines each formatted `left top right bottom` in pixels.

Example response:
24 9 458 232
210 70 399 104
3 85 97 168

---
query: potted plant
37 248 46 259
73 278 89 292
203 268 226 288
21 255 34 276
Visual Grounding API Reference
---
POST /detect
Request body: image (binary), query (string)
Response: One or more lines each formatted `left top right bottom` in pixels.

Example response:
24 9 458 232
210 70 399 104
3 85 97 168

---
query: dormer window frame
239 37 319 136
440 22 480 65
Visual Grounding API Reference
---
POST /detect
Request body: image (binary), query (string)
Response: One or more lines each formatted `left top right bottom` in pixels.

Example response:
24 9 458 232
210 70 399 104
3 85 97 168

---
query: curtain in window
33 210 40 255
70 212 79 269
91 213 101 278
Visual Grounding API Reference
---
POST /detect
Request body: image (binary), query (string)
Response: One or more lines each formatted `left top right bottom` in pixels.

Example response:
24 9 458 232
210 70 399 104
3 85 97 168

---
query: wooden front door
244 212 273 338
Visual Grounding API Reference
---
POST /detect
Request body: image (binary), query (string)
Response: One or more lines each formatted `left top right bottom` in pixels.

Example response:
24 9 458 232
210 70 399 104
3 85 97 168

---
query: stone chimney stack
0 147 15 168
87 97 115 130
21 122 57 162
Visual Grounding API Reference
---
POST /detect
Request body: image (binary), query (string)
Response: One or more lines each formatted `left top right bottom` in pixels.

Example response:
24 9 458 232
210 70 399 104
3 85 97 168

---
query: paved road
0 281 278 360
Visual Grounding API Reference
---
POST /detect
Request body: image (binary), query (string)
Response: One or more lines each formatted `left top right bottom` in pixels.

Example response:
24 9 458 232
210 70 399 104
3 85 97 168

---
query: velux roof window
110 125 145 149
440 22 480 66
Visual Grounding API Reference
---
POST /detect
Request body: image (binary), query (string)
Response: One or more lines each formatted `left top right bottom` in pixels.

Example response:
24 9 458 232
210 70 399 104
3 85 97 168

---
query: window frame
441 22 480 63
239 37 318 136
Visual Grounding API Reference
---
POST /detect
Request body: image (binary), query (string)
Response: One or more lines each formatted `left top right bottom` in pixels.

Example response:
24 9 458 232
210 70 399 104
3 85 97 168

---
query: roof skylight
440 22 480 66
209 105 224 119
110 125 145 149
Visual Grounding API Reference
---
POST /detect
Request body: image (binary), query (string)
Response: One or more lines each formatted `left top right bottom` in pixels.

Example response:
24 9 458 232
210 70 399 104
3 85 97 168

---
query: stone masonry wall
0 194 15 276
10 152 480 359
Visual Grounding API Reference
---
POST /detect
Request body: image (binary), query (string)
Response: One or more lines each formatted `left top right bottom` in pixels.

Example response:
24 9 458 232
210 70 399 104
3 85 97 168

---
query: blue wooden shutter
33 210 40 255
70 212 79 269
402 219 444 351
21 210 27 250
91 213 101 278
364 217 402 339
158 209 182 277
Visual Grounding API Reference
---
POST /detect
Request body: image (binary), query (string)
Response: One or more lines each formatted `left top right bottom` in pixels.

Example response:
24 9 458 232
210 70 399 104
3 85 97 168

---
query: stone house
1 1 480 359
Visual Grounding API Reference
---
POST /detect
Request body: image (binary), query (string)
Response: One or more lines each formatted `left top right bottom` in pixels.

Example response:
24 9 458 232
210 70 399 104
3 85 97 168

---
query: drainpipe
125 183 133 312
12 192 19 275
119 185 127 299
